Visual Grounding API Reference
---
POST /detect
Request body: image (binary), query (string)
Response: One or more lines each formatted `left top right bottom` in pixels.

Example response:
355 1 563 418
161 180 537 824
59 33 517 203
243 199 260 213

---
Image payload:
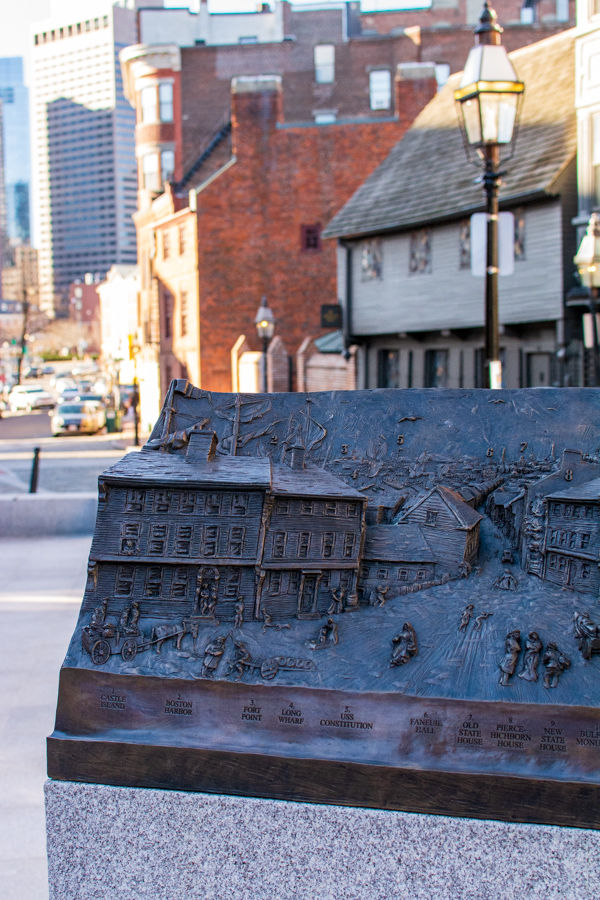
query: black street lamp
574 213 600 387
454 2 524 389
254 296 275 393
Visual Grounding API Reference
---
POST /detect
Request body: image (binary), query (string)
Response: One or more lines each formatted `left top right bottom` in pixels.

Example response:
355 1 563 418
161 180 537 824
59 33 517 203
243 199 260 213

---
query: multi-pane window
120 523 140 555
399 569 408 581
301 224 321 252
289 572 300 592
343 533 356 558
161 149 175 185
175 525 193 555
159 82 174 122
426 509 438 525
301 500 314 515
409 229 432 274
126 490 145 512
228 527 245 557
322 533 335 558
324 501 337 516
148 524 168 555
269 572 282 595
180 492 195 514
171 567 188 599
377 349 400 388
276 498 290 514
416 570 426 581
155 490 172 513
115 565 135 596
142 153 160 192
179 224 187 255
424 349 449 388
232 493 249 516
206 492 221 515
361 240 383 281
314 44 335 83
224 569 241 598
273 532 287 558
145 566 163 598
180 290 188 337
347 503 358 517
377 567 388 579
369 70 391 110
298 532 311 558
202 526 219 557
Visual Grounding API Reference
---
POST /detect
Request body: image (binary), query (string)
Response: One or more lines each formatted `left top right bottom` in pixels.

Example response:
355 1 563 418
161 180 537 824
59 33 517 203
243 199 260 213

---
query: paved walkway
0 536 90 900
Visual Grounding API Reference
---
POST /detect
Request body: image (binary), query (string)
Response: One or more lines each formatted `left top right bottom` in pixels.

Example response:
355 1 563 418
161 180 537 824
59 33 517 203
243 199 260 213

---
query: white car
8 385 55 412
51 402 105 436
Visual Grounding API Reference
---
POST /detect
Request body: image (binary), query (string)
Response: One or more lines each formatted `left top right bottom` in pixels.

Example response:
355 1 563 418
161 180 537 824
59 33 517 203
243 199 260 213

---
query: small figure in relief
327 587 345 616
573 611 600 659
373 584 390 607
234 599 245 628
494 570 518 591
390 623 418 667
542 643 571 689
261 606 291 634
127 601 140 634
459 604 474 632
518 631 543 682
90 598 109 629
473 611 493 631
312 617 339 649
228 640 251 681
498 630 521 686
201 635 227 678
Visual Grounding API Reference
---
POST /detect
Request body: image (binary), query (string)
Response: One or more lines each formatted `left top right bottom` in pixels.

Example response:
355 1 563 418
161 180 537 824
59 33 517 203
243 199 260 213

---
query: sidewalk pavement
0 535 90 900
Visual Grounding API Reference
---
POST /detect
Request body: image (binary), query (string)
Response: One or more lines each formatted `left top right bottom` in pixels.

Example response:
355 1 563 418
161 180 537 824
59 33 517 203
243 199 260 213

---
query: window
459 220 471 269
514 208 526 260
164 290 173 339
171 567 189 598
159 83 173 122
399 569 408 581
581 533 591 549
369 70 391 110
581 563 592 579
322 533 335 558
145 566 163 598
276 498 290 514
343 533 356 558
115 565 135 596
142 153 160 192
361 240 383 281
435 63 451 88
301 224 321 252
425 509 438 525
289 572 300 592
175 525 193 555
228 527 245 557
206 492 221 515
161 149 175 185
224 569 241 598
362 565 371 578
180 492 195 514
409 229 432 274
269 572 282 595
120 523 140 555
180 290 188 337
298 532 311 558
273 532 287 558
126 489 145 512
424 349 449 388
148 524 168 555
416 570 426 581
324 501 337 516
301 500 314 515
347 503 358 517
377 349 400 388
232 493 249 516
163 230 170 260
155 490 172 513
179 224 186 255
314 44 335 83
314 112 336 124
140 86 157 124
377 567 388 579
202 525 219 556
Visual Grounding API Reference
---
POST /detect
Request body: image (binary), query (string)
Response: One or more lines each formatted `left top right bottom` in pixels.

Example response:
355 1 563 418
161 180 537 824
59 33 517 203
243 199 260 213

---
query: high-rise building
0 58 31 254
30 2 162 317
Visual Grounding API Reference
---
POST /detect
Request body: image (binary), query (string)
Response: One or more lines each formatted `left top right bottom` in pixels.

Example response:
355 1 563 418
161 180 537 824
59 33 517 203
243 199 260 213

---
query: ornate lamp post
574 213 600 387
254 296 275 393
454 2 524 389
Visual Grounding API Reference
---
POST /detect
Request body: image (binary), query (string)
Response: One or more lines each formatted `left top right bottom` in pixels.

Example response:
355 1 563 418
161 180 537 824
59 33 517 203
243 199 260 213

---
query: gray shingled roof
547 476 600 501
363 524 435 563
323 29 575 240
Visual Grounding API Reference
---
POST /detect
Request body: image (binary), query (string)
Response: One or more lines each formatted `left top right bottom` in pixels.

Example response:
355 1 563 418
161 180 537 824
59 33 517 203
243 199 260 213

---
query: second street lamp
454 1 524 389
255 296 275 393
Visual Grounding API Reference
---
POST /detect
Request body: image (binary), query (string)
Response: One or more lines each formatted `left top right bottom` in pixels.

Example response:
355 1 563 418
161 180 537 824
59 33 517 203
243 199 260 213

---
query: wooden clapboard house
359 524 436 601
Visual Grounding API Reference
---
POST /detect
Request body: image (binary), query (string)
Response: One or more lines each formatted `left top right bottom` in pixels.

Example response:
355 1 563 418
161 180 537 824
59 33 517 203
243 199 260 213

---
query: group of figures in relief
497 629 571 690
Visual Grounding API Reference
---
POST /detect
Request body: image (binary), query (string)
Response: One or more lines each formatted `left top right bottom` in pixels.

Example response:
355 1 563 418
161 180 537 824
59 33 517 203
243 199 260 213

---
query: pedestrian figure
498 630 521 686
474 611 493 631
201 635 226 678
518 631 543 682
542 642 571 689
373 584 389 607
459 604 474 632
327 587 345 616
234 599 244 628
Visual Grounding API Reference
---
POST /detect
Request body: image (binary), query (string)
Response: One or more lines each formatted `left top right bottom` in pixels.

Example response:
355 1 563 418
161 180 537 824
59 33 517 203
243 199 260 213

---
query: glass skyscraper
31 3 145 317
0 58 31 255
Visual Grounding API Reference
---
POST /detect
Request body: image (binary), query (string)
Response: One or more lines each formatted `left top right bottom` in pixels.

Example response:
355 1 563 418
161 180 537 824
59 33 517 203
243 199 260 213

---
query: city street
0 410 144 493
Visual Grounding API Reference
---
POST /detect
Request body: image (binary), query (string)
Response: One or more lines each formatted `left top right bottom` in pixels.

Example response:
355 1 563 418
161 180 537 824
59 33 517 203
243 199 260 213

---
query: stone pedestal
45 780 600 900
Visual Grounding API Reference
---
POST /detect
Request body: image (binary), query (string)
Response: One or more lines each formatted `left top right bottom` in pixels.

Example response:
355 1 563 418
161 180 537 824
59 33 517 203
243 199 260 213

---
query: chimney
560 449 583 472
231 76 283 159
395 63 438 132
186 429 218 463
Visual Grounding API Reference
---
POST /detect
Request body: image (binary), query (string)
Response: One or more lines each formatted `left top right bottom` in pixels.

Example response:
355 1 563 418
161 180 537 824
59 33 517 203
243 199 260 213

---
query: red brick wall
192 76 436 393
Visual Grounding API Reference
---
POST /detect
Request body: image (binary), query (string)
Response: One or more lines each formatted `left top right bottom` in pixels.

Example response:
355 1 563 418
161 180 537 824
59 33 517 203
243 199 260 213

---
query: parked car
51 402 105 436
8 385 55 411
41 365 55 376
75 393 106 410
24 366 43 378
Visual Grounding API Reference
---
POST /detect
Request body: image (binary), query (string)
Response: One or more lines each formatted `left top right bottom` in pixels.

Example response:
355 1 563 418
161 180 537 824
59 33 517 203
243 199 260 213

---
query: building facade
324 30 580 389
0 59 31 255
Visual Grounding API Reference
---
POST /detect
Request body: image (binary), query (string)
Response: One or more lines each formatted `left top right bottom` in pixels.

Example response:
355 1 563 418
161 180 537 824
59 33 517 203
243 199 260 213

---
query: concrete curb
0 493 98 537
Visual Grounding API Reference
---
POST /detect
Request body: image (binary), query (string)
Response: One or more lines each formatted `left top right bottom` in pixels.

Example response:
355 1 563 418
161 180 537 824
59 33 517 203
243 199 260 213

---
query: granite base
45 779 600 900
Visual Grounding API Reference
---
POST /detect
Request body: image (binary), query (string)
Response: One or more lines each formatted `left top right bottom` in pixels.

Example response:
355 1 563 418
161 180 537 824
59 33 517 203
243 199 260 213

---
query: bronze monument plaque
48 383 600 828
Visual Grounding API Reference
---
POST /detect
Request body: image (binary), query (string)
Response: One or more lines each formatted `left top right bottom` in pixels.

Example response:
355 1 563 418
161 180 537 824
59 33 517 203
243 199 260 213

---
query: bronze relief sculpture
48 384 600 828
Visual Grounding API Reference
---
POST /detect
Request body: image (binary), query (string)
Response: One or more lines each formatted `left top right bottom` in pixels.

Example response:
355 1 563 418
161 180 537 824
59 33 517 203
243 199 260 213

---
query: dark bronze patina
48 384 600 828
